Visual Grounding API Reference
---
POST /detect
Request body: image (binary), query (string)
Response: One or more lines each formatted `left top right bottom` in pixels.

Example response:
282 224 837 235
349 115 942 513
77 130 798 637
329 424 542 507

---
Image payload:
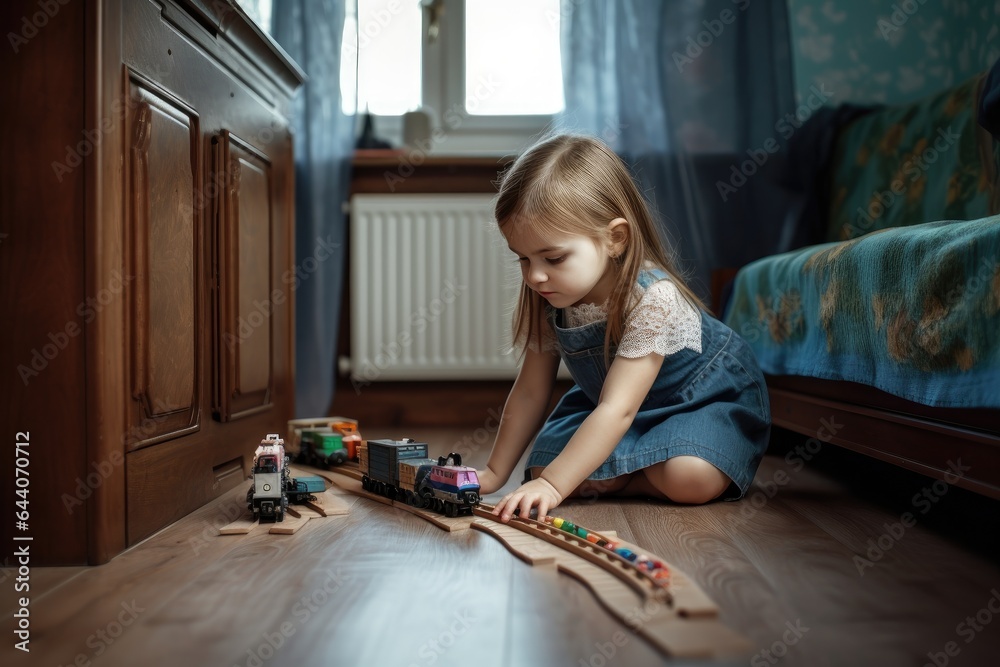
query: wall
789 0 999 105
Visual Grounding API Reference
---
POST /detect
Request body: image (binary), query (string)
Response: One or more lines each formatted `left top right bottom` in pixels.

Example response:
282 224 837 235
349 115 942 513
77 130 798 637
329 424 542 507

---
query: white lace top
529 279 703 357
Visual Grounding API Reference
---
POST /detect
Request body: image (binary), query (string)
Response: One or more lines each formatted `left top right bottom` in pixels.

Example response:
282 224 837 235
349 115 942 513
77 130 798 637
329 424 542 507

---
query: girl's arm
478 346 560 494
492 352 663 521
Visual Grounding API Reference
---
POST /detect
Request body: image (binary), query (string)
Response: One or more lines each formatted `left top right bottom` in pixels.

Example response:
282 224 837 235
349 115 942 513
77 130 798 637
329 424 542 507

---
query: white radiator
348 194 521 382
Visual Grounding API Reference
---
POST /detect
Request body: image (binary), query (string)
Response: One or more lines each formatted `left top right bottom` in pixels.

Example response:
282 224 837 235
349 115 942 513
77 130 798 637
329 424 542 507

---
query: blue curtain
559 0 796 301
272 0 355 417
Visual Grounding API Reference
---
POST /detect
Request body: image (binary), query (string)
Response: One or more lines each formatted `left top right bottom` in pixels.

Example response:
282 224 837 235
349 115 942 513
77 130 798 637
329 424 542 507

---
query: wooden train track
217 468 352 536
473 503 677 604
322 465 703 611
313 465 752 658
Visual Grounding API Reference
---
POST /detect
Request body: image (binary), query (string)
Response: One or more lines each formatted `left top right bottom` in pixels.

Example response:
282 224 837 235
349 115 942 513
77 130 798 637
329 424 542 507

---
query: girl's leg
527 457 730 504
526 466 634 498
640 456 731 504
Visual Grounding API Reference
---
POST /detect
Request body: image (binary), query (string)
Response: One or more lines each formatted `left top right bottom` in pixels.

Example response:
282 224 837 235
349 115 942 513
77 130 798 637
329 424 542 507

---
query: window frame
363 0 560 155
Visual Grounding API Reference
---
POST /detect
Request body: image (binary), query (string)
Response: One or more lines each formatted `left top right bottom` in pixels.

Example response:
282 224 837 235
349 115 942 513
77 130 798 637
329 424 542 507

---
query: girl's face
504 223 616 308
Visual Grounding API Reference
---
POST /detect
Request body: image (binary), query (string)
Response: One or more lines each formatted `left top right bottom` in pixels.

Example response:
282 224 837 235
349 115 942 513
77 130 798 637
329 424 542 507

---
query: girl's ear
607 218 629 257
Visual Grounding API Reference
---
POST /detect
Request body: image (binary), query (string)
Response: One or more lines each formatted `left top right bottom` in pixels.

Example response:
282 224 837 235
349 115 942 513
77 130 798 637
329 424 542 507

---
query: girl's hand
492 477 563 523
476 469 503 495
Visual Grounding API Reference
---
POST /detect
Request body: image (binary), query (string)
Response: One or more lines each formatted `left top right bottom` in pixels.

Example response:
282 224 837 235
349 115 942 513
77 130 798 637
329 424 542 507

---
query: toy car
360 438 480 517
247 434 330 522
329 419 363 460
247 434 291 522
288 416 363 467
299 428 351 466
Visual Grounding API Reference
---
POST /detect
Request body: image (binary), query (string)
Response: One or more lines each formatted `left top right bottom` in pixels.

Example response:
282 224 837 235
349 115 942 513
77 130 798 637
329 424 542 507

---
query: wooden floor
4 427 1000 667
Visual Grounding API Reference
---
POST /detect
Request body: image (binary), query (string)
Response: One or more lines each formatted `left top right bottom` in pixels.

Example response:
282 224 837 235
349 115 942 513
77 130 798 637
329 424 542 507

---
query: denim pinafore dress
525 269 771 499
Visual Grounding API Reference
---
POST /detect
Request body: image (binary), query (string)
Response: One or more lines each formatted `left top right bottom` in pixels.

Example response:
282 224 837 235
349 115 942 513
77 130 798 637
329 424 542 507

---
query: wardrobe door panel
214 130 274 421
125 75 202 449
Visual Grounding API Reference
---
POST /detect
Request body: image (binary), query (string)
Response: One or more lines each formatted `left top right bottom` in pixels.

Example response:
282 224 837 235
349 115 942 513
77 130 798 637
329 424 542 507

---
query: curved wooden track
313 466 752 659
473 503 678 604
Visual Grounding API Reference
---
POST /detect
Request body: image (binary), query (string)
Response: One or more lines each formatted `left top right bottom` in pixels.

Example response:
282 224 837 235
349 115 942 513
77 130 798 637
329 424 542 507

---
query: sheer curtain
559 0 796 300
271 0 356 416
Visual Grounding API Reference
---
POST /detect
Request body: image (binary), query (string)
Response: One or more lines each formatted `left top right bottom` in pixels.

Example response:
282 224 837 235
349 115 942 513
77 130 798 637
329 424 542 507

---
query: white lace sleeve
617 281 702 358
520 313 559 355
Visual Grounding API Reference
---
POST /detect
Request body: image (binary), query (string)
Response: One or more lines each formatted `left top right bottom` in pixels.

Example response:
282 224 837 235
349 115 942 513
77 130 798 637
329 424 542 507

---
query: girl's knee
643 456 730 505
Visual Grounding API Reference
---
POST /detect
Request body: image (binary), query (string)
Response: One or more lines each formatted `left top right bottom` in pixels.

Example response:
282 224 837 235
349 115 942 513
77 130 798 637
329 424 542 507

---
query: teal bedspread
724 215 1000 408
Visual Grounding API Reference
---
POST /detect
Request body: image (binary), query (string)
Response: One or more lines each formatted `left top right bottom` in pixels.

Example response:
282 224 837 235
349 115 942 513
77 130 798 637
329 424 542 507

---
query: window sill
351 150 514 195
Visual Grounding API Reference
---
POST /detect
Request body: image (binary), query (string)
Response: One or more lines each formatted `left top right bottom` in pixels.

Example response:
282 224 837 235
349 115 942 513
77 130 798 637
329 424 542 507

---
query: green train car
298 429 350 467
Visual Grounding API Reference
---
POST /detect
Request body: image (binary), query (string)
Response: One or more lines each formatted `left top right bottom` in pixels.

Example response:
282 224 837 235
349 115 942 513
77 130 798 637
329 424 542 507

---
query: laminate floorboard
4 427 999 667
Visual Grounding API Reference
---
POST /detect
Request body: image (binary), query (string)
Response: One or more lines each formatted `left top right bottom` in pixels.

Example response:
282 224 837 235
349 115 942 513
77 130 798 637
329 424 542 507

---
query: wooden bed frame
766 375 1000 500
712 272 1000 501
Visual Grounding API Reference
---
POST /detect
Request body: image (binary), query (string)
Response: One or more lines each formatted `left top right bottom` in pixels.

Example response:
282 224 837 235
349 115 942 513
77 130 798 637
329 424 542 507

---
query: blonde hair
495 134 704 362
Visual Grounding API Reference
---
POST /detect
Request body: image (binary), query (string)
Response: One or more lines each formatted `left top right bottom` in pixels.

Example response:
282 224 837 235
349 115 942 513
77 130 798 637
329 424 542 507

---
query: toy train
360 438 481 517
247 434 326 522
291 418 363 467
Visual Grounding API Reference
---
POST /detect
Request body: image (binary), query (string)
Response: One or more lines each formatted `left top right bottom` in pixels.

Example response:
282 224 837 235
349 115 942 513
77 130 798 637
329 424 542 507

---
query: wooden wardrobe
1 0 303 564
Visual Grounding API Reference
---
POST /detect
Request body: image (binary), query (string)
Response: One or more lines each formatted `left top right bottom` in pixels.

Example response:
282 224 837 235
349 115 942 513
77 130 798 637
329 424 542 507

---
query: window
343 0 564 153
342 0 422 116
462 0 563 116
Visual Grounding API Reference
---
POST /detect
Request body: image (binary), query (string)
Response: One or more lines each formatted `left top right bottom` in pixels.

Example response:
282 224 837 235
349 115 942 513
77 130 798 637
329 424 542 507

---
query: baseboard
328 379 573 428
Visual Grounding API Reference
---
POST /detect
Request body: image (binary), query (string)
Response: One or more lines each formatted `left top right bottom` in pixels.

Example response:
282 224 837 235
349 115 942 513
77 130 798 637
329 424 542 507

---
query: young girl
479 134 771 523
